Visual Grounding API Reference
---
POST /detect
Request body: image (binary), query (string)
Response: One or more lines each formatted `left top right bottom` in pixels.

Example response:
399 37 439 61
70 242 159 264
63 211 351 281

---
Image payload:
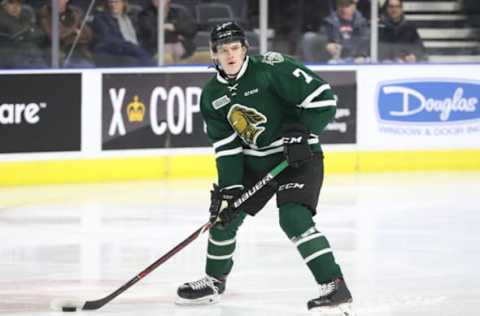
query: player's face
214 41 247 77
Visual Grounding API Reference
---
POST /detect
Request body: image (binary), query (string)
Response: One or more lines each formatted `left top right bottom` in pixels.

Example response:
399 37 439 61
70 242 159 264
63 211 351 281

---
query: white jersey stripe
216 147 243 158
248 138 283 150
213 133 238 150
304 248 332 263
244 147 284 156
209 237 236 246
222 184 244 191
207 253 234 260
243 137 319 157
304 100 337 108
294 232 324 247
298 84 332 109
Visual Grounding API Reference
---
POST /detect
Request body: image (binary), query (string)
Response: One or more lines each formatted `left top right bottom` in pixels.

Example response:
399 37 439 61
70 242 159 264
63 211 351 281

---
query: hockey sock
205 211 247 279
279 203 342 283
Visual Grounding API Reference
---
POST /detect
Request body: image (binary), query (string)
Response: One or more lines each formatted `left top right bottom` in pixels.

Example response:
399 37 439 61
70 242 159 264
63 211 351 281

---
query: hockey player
176 21 354 315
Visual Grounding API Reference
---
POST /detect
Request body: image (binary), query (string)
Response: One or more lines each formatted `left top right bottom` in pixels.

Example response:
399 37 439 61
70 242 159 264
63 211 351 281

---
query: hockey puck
62 306 77 312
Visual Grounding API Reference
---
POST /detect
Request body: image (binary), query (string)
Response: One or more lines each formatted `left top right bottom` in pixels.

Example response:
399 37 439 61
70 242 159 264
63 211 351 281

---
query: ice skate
176 275 226 305
308 278 354 315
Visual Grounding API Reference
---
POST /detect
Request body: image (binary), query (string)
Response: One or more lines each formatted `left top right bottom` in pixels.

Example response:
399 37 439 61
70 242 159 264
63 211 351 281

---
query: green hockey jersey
200 52 337 188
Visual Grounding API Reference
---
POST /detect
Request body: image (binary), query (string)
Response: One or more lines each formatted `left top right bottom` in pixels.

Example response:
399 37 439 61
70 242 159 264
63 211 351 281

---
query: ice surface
0 171 479 316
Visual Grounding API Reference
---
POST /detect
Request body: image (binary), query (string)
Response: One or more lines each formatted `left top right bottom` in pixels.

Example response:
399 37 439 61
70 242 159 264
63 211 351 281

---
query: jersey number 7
293 68 313 84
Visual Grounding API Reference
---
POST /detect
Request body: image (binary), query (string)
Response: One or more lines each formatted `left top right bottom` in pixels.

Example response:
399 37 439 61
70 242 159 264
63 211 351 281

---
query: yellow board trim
1 149 479 186
356 149 480 172
0 155 217 186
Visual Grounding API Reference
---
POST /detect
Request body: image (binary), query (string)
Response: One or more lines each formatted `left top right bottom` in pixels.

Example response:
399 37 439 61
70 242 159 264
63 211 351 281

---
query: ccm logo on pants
278 183 305 191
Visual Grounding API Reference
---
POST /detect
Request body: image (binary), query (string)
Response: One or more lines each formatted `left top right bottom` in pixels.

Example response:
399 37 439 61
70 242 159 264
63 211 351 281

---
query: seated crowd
0 0 427 69
298 0 425 63
0 0 201 68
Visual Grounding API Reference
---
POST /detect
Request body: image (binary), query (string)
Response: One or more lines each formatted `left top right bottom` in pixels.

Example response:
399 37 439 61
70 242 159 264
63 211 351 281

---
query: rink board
1 64 480 185
2 149 480 186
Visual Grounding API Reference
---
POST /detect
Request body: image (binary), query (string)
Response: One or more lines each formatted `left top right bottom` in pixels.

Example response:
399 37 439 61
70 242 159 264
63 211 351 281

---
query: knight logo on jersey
262 52 284 65
227 104 267 145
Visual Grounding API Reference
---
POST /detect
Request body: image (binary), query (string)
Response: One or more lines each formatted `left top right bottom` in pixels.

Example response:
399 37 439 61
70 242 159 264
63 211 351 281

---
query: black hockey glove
283 124 313 168
209 184 243 228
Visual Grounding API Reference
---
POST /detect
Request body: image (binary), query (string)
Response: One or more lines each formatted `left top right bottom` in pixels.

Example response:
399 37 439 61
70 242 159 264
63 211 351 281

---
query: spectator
91 0 155 67
323 0 369 63
138 0 197 64
38 0 94 68
0 0 47 68
378 0 426 62
463 0 480 27
297 0 335 62
355 0 371 20
21 0 43 10
462 0 480 49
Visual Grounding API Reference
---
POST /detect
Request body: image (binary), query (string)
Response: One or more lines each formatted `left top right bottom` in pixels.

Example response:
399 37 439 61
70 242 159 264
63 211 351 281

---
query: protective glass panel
0 0 50 69
266 0 371 64
383 0 480 63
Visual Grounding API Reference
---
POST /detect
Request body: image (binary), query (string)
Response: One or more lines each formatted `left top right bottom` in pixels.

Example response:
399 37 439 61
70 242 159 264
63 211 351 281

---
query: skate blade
175 294 221 306
310 303 354 316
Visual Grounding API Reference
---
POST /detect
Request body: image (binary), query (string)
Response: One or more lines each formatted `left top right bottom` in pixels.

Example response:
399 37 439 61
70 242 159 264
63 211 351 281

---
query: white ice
0 171 479 316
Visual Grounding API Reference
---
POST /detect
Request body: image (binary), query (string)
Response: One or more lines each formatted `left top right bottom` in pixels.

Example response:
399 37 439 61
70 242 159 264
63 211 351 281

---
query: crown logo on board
127 95 145 122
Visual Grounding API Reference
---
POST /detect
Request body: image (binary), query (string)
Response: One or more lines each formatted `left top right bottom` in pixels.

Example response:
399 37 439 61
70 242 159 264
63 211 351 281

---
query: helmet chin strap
211 59 228 80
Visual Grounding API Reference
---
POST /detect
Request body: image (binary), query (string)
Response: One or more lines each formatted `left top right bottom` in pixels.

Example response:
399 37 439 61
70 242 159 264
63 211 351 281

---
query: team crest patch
212 95 231 109
262 52 284 65
227 104 267 145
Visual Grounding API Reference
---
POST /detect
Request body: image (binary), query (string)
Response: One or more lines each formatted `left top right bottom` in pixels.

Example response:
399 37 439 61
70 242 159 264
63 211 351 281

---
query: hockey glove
209 184 243 228
283 124 313 168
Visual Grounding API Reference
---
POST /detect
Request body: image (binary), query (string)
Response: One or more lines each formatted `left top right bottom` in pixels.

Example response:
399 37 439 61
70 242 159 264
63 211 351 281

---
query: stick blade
49 298 86 311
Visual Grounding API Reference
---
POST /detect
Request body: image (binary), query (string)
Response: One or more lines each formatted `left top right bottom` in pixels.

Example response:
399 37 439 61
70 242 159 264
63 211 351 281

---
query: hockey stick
64 0 96 67
50 160 289 312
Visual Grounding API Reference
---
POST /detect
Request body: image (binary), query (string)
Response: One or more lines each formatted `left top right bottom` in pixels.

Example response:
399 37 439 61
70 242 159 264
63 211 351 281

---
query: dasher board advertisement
102 72 210 150
357 65 480 150
102 70 356 150
0 74 81 154
315 70 356 144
